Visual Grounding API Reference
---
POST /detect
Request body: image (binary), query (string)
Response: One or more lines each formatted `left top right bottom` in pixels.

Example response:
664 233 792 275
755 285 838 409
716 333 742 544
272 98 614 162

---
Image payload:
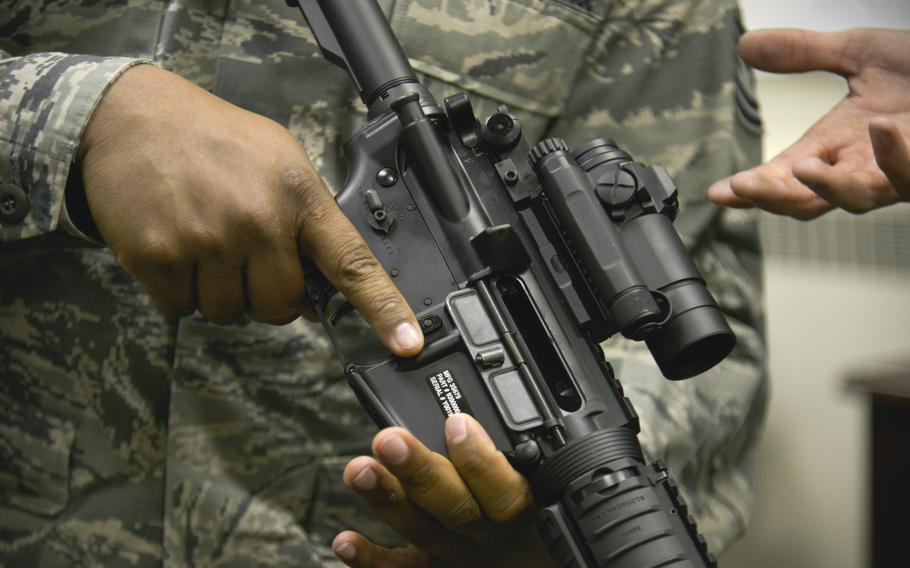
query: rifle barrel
299 0 418 107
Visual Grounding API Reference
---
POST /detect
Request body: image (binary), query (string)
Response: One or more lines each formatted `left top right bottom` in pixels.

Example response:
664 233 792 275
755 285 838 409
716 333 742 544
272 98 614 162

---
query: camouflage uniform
0 0 766 566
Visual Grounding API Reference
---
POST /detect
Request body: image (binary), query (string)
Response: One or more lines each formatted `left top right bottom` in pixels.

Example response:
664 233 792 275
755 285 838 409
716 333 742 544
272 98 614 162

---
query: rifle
287 2 735 566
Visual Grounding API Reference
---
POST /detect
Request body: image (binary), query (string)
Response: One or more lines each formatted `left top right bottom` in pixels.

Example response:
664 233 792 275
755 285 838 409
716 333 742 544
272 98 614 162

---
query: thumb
740 28 864 76
870 116 910 201
294 175 424 357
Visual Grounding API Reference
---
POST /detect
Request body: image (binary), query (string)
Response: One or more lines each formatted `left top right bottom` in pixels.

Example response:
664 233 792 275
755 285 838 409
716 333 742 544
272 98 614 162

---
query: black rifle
288 2 735 566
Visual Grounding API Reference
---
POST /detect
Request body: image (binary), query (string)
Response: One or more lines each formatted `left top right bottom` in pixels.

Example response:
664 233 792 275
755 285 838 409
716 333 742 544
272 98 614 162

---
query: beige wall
720 71 910 567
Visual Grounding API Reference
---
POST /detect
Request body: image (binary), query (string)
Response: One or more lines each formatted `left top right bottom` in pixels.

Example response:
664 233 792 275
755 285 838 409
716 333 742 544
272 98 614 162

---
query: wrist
78 63 159 164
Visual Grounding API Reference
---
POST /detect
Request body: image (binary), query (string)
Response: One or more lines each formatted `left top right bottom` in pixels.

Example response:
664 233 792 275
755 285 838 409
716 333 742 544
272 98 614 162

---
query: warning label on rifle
425 369 473 418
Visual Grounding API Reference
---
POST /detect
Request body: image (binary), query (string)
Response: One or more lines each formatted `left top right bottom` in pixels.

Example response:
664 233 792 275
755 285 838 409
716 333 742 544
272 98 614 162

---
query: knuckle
792 210 819 222
841 194 878 215
248 305 301 326
198 298 244 325
202 310 243 326
363 291 404 320
246 263 306 325
840 200 868 215
485 489 533 525
188 230 226 257
455 451 495 482
365 488 402 512
249 288 305 326
403 458 440 496
158 299 195 319
296 199 334 233
283 167 329 214
231 201 274 242
791 200 828 221
283 166 321 195
121 234 183 274
445 495 483 529
334 240 382 287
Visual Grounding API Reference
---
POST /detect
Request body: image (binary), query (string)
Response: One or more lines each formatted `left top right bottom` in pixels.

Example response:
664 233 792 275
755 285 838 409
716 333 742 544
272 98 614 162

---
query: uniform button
0 183 30 224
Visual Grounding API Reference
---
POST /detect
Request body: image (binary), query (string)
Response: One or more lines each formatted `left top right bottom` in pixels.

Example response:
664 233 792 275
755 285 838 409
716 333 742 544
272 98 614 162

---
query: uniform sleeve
0 51 149 243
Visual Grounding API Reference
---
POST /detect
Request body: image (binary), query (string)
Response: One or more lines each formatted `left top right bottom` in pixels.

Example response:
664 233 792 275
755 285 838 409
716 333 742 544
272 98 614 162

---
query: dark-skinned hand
331 413 557 568
79 64 422 355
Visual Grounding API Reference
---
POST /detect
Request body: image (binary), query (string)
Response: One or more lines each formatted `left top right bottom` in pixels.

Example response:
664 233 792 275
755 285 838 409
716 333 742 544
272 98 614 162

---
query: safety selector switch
364 188 395 234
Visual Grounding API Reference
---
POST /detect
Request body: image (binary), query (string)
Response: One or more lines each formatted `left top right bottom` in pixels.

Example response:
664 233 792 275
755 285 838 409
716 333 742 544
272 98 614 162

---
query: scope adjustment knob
528 137 569 170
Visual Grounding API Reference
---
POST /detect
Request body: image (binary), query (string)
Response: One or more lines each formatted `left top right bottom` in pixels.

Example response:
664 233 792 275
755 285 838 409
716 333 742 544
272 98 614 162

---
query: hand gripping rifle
288 2 735 566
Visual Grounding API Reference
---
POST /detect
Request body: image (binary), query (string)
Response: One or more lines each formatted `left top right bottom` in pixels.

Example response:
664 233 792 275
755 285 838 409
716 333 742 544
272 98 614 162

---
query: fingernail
377 434 409 465
446 413 469 445
731 170 758 189
707 182 727 200
870 128 889 148
351 464 377 491
391 322 421 352
334 541 356 561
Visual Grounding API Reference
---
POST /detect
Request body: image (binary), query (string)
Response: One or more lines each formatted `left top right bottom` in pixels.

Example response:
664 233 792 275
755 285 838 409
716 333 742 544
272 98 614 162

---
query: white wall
740 0 910 31
722 259 910 568
722 3 910 567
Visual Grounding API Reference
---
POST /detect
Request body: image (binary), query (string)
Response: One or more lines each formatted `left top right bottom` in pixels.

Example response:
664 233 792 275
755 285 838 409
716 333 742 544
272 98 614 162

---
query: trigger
329 300 358 326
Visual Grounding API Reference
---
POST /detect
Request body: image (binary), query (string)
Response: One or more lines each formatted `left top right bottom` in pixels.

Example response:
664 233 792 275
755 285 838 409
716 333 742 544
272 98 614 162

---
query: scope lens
645 301 736 380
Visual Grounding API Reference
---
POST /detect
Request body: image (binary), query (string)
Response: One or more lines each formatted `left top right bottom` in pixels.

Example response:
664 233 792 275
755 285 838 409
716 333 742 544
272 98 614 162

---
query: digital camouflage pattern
0 0 766 566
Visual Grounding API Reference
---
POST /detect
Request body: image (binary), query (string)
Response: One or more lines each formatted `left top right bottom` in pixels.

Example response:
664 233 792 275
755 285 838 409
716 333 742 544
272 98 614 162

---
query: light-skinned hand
708 28 910 219
79 64 422 355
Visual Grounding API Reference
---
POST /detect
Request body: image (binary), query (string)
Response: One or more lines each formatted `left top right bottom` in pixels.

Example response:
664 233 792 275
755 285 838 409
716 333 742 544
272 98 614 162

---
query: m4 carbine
288 2 736 566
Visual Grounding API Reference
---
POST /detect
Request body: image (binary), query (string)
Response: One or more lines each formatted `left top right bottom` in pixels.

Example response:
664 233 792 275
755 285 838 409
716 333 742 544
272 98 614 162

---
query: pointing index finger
288 169 423 356
739 28 863 76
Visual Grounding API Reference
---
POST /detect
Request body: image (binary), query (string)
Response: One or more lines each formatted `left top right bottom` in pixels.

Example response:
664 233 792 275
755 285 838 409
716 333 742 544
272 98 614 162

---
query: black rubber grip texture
534 428 643 502
537 464 717 568
575 474 688 567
